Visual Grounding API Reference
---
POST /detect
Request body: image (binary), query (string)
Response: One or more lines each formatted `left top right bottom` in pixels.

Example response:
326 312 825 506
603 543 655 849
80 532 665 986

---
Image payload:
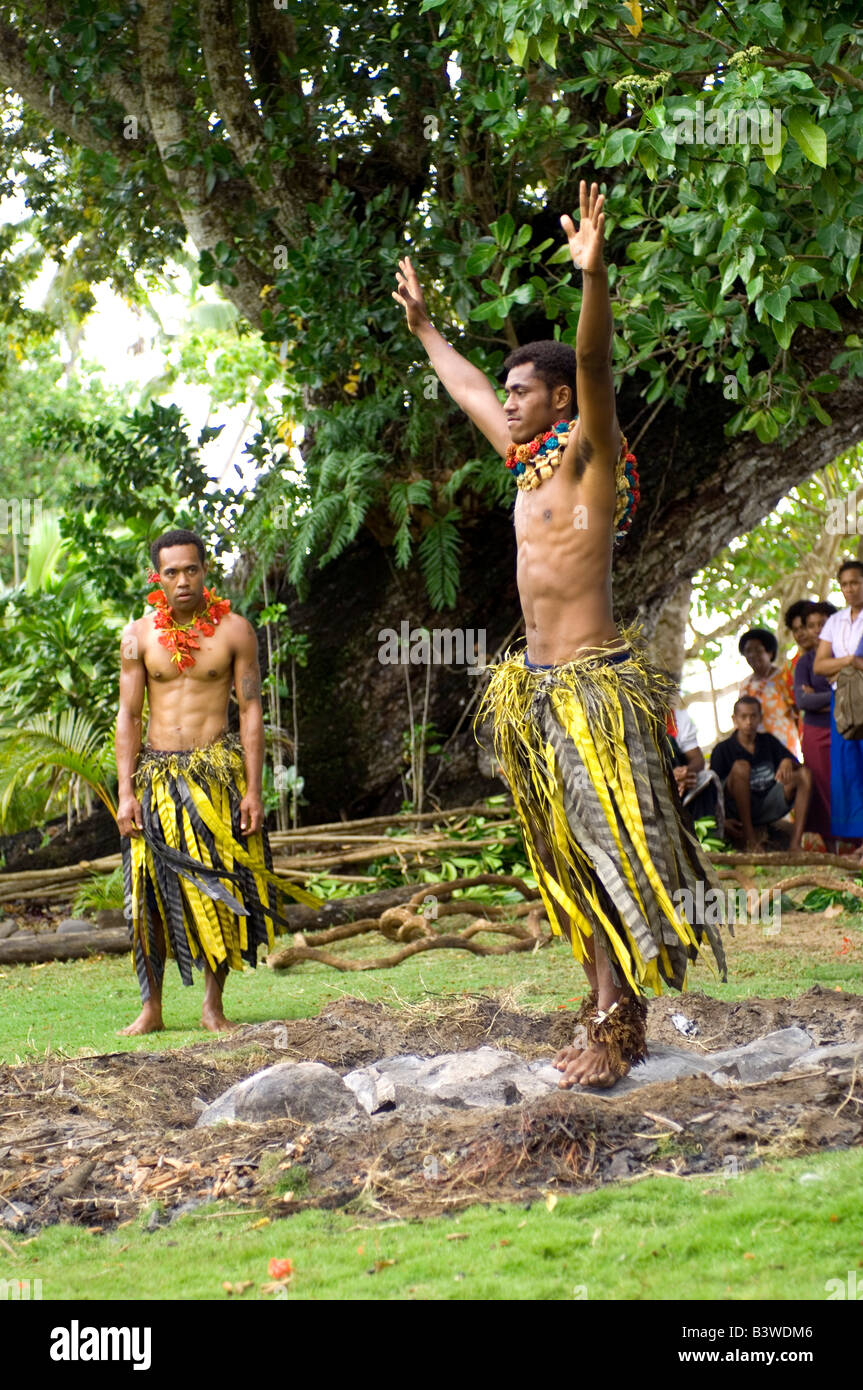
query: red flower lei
146 571 232 670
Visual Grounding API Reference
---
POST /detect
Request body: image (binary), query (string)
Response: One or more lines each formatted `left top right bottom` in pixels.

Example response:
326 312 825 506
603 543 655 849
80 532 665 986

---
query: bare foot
840 844 863 863
557 1043 625 1089
553 1043 585 1072
119 1003 164 1036
201 1006 239 1033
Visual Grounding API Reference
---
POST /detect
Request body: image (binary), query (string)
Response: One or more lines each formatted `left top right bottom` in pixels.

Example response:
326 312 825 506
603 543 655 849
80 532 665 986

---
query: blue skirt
830 694 863 837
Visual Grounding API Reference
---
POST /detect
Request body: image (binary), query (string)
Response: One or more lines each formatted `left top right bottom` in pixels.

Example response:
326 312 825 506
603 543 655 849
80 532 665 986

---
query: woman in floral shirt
738 626 801 761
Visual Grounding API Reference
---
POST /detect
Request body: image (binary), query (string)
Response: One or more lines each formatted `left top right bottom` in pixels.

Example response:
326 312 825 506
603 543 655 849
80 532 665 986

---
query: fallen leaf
498 1239 511 1247
248 1218 270 1231
356 1245 365 1256
446 1232 470 1241
743 1252 755 1260
517 1219 527 1229
367 1259 397 1274
544 1192 558 1213
222 1281 254 1295
268 1258 294 1280
823 903 843 917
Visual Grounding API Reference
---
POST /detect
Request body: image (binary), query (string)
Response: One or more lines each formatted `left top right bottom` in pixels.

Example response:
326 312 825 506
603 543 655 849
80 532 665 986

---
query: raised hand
560 180 606 275
392 256 431 334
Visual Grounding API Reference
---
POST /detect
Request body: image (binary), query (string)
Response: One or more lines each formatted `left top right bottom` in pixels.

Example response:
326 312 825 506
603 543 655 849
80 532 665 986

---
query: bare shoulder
120 615 145 659
225 611 257 647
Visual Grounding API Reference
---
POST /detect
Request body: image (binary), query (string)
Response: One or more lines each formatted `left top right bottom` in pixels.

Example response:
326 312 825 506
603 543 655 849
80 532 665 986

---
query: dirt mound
0 988 861 1231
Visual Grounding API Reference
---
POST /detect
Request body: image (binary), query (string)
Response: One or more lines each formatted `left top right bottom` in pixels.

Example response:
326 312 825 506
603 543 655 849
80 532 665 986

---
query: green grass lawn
3 1147 861 1301
2 910 862 1063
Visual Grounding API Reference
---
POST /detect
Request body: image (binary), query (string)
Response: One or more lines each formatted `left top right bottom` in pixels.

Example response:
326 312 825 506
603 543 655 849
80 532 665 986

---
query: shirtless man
116 529 274 1034
394 181 723 1087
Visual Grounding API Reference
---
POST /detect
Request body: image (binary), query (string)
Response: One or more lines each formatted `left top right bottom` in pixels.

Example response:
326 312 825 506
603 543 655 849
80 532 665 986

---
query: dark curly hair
150 529 206 570
502 341 578 414
784 599 811 631
738 627 778 661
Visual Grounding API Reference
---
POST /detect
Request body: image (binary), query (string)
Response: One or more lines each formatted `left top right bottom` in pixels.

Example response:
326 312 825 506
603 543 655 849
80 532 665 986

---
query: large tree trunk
283 337 863 820
614 328 863 631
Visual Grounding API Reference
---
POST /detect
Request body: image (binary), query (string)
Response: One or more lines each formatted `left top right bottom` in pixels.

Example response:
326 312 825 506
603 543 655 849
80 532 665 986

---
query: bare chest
513 471 603 546
142 625 233 687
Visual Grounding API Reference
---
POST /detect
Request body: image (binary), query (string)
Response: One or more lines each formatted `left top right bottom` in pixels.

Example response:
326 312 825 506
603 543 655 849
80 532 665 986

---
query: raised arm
233 618 265 836
562 181 620 470
116 620 146 837
393 256 510 458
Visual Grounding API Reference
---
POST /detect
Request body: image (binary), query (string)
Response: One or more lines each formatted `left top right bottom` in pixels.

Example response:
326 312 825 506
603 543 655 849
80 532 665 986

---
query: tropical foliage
1 2 861 614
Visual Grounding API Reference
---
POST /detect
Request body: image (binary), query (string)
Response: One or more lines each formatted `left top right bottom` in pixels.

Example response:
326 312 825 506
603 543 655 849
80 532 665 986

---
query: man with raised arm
115 529 316 1035
394 182 725 1087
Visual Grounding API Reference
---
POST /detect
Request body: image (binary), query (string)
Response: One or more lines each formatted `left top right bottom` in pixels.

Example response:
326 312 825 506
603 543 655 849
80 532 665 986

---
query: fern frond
418 509 462 611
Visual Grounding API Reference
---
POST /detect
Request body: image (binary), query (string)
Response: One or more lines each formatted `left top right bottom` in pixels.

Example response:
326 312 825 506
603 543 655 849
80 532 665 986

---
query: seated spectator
794 600 838 850
812 558 863 862
669 706 721 822
738 625 801 760
710 695 812 851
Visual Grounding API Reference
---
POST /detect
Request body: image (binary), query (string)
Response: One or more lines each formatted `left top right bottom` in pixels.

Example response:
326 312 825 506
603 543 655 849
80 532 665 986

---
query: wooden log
266 803 514 843
708 850 863 870
267 836 516 869
0 929 130 965
267 932 546 972
267 873 537 934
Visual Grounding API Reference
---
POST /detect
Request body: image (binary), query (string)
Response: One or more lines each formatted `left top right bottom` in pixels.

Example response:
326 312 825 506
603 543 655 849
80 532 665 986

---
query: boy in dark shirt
710 695 813 851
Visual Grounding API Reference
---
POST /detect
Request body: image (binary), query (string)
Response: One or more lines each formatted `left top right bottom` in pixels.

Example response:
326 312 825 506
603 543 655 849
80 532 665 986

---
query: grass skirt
122 733 318 999
475 633 726 996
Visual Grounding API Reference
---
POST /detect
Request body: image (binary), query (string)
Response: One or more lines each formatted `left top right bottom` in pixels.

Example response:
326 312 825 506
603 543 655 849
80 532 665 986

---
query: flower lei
146 571 232 670
504 416 641 541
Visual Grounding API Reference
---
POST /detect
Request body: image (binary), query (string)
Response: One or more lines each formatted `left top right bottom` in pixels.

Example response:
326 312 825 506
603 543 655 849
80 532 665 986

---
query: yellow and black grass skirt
121 734 319 999
475 633 726 996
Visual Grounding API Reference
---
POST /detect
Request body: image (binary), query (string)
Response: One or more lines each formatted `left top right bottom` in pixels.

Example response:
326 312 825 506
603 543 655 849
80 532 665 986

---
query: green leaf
537 31 558 68
490 213 515 248
763 286 791 321
465 242 497 275
506 30 529 66
786 107 827 168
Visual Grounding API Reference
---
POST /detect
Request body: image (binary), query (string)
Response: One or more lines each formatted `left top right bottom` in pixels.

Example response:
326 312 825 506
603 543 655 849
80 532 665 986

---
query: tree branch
137 0 270 327
0 21 131 156
198 0 312 238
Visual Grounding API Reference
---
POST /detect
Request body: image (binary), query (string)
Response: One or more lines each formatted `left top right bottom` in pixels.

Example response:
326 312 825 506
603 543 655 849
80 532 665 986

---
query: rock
702 1027 814 1085
0 1201 33 1231
196 1061 361 1127
56 918 95 935
94 909 128 929
0 922 18 940
345 1047 567 1114
790 1040 863 1070
592 1044 713 1095
608 1149 634 1178
344 1068 396 1115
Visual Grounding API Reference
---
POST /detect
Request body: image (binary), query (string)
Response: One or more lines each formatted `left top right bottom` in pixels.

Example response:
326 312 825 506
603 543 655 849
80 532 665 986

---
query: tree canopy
1 1 862 618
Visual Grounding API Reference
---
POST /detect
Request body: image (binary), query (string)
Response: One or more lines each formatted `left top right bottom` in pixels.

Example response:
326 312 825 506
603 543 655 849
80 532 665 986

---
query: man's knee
727 760 751 780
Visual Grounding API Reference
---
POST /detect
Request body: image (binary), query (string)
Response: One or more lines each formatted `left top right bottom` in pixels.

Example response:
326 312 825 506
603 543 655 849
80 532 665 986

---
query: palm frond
0 710 117 819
